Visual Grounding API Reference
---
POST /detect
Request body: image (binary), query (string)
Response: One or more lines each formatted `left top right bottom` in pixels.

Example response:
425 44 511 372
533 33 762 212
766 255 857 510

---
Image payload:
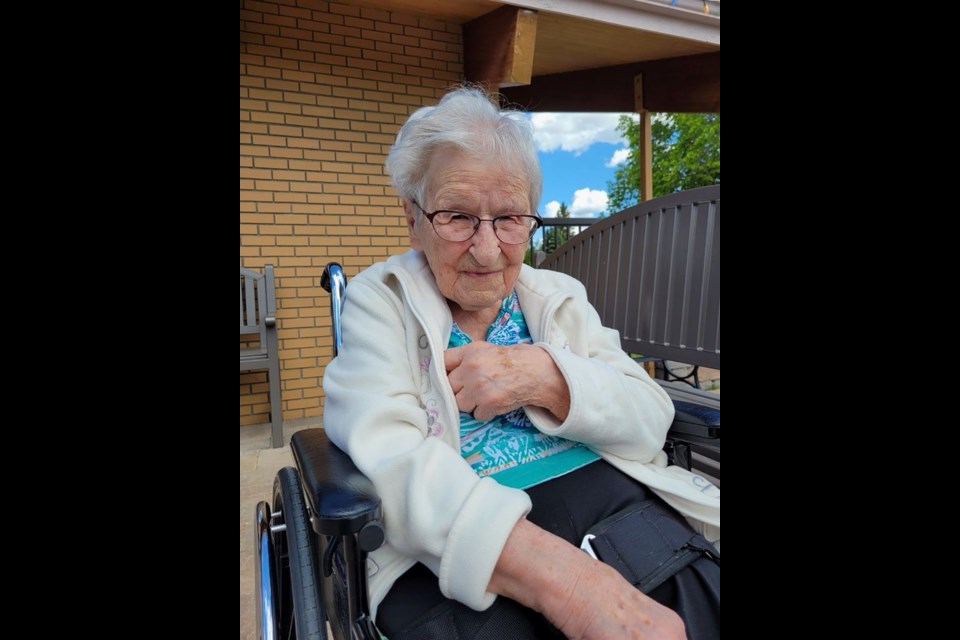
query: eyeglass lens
432 212 536 244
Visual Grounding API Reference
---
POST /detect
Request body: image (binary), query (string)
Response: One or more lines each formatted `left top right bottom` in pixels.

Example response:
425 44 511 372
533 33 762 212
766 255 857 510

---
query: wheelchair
255 262 720 640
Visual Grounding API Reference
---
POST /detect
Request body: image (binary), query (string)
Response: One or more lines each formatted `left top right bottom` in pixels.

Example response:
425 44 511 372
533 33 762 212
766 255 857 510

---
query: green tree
606 113 720 214
542 201 571 255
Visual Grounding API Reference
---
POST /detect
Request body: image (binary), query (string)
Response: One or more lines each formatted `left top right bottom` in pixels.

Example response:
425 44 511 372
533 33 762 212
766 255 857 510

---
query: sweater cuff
527 342 577 434
437 478 532 611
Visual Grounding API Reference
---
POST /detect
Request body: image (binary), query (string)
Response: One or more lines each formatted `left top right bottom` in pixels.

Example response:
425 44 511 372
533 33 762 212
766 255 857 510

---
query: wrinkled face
404 147 531 315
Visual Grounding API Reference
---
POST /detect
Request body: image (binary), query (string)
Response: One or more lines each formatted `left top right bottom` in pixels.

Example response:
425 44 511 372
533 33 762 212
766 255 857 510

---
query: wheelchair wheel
273 466 326 639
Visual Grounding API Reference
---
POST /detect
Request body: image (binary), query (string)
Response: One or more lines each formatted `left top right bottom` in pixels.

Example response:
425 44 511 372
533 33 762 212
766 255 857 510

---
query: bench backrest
538 186 720 369
240 264 277 360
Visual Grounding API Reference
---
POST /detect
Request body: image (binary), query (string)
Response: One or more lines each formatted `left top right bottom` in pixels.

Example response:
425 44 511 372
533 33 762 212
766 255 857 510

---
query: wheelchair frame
256 263 384 640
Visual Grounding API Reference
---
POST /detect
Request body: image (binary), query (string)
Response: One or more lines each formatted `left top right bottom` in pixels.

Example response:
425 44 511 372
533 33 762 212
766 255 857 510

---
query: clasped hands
444 341 569 422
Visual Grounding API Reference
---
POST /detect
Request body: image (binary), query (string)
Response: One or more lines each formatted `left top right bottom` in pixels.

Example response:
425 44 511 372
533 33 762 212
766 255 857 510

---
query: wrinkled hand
444 342 538 421
552 559 686 640
490 519 685 640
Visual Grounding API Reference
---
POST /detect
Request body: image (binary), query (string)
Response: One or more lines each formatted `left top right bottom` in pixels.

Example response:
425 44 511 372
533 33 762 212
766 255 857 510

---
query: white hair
385 86 542 214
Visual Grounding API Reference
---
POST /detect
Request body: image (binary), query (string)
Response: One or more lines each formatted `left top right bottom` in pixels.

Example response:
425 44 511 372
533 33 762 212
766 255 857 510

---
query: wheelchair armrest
669 400 720 439
291 428 382 537
657 380 720 443
658 382 720 479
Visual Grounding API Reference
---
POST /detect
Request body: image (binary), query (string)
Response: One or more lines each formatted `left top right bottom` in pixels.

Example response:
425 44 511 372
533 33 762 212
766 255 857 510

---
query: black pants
376 460 720 639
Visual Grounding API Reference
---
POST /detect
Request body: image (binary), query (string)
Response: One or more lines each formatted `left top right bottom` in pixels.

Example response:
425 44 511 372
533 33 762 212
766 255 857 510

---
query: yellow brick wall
240 0 463 426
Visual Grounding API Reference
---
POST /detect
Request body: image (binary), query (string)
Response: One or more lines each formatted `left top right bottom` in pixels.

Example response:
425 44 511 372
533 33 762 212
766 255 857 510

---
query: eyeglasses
412 201 542 245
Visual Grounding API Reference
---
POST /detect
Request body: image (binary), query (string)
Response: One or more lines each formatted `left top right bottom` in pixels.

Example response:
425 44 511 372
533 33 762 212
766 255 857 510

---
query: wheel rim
272 467 326 640
255 500 279 640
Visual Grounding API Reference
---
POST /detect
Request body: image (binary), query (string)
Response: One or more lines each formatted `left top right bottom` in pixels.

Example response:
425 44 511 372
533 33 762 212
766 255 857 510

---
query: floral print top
450 291 599 489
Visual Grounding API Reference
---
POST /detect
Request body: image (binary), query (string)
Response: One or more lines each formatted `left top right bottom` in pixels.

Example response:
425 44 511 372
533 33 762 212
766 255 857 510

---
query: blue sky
528 112 636 218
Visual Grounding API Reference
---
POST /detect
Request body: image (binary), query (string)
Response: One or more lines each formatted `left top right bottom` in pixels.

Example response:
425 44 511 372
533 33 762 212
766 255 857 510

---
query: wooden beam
502 52 720 113
464 6 539 88
640 53 720 113
504 63 637 111
635 75 653 202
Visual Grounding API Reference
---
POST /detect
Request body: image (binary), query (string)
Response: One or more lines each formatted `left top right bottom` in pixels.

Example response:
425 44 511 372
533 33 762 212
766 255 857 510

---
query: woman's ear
402 199 423 250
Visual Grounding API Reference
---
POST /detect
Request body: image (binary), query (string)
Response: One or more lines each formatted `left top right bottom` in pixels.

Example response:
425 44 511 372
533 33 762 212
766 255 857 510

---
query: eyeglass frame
411 200 543 245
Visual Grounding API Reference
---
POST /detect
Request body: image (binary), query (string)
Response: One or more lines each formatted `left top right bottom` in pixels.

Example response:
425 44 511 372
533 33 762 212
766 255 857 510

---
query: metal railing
528 217 597 266
538 186 720 370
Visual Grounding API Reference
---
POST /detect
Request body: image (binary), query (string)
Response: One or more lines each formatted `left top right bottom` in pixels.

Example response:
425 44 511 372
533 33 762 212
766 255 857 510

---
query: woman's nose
469 220 501 263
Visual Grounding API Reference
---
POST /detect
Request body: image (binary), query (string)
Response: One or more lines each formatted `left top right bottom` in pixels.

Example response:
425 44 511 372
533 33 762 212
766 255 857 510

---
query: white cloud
543 200 562 218
530 113 628 155
545 190 609 218
570 188 608 217
606 148 630 167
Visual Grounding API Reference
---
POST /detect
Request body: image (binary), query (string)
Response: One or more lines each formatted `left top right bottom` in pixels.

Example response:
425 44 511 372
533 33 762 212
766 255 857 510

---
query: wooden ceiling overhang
459 3 719 113
500 50 720 113
340 1 720 113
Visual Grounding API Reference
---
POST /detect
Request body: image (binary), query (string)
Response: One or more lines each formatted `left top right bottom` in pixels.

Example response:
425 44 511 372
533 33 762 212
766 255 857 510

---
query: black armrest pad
668 400 720 439
291 428 381 536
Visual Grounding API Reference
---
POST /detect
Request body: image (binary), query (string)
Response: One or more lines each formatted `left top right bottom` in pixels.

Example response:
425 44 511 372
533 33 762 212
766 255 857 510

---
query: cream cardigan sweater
322 250 720 618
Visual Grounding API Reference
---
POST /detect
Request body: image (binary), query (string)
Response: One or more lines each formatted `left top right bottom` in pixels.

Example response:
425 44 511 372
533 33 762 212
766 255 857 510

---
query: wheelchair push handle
321 262 347 357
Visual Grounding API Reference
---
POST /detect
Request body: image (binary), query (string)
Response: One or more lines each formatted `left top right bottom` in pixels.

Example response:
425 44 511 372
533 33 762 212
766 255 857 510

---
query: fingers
444 346 464 372
447 349 484 416
472 405 496 422
453 388 475 415
445 342 501 372
446 343 518 419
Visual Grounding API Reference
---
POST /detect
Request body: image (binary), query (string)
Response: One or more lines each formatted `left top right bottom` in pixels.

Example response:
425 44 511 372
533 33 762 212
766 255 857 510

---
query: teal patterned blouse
449 291 599 489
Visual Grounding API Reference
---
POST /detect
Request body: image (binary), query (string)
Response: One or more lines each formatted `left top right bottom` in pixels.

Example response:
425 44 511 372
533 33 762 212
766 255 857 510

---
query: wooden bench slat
240 264 283 447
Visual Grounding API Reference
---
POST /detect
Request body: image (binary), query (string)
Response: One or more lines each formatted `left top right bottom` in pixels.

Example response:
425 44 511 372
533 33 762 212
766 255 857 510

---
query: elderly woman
323 87 719 640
